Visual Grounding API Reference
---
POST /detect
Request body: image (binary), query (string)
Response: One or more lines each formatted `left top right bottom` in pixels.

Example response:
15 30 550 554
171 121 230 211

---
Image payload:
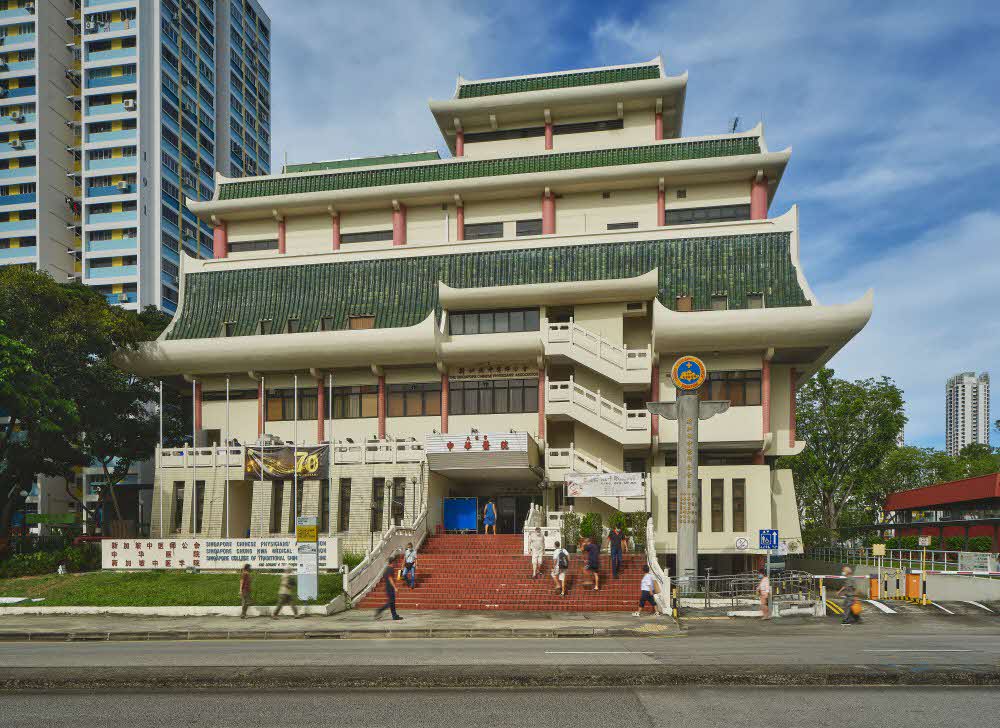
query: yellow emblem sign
671 356 707 391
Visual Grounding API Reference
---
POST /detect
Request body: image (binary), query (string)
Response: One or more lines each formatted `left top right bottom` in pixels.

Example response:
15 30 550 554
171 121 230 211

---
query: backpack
558 550 569 570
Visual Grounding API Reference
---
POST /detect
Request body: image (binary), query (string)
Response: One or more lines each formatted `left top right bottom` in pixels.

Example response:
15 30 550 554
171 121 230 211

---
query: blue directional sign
759 529 779 550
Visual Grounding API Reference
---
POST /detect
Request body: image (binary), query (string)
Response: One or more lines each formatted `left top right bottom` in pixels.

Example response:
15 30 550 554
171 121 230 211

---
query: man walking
607 524 627 578
551 540 569 597
632 565 659 616
528 527 545 579
402 542 417 589
757 568 771 620
837 566 859 625
374 557 403 621
239 564 253 619
272 568 302 619
583 536 600 591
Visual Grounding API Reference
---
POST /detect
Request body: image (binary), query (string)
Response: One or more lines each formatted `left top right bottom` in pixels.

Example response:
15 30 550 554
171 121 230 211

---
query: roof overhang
439 269 658 310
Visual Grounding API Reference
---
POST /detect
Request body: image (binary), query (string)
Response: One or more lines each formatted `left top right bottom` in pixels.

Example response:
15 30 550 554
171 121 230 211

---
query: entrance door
498 496 517 534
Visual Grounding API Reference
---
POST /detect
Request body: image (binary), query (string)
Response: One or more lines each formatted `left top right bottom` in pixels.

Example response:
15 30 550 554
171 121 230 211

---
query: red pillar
750 175 769 220
650 363 659 440
541 191 555 234
544 121 553 150
657 187 665 226
316 378 326 442
440 373 449 434
537 368 545 441
331 213 340 251
762 358 771 435
392 203 406 246
194 382 203 433
455 204 464 241
654 112 663 141
789 368 797 447
257 380 264 437
455 130 464 157
277 218 286 254
377 374 386 439
212 221 227 258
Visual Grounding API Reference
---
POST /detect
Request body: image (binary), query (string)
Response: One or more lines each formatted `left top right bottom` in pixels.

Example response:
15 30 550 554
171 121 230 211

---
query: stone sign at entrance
102 537 341 571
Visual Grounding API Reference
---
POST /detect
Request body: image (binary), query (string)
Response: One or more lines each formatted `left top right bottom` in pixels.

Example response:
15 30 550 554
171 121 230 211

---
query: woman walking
483 498 497 535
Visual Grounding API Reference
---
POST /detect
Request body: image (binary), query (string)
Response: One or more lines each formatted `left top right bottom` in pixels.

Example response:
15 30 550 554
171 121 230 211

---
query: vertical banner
296 515 318 600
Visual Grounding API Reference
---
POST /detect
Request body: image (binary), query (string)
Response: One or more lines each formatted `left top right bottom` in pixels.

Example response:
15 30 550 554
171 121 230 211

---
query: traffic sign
872 543 886 556
735 537 749 551
918 535 932 547
759 529 779 550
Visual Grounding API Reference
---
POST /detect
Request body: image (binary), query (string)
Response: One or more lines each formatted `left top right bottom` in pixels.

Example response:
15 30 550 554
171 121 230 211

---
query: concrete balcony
85 47 136 63
0 191 34 206
86 209 136 224
332 438 425 465
86 73 136 89
85 128 136 144
0 166 35 180
546 377 650 446
657 405 765 450
86 155 136 171
87 263 136 278
0 217 35 233
0 244 35 260
545 320 650 386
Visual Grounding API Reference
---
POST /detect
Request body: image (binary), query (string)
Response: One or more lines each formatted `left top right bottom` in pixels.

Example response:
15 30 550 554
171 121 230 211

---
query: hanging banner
565 471 644 498
245 445 328 480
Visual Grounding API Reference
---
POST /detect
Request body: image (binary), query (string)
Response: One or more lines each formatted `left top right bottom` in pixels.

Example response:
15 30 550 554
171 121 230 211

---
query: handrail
646 516 669 614
345 506 428 602
805 546 999 572
546 377 649 432
545 321 650 373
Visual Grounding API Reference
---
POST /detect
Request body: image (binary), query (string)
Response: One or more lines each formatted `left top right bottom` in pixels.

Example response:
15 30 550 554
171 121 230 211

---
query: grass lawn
0 571 342 607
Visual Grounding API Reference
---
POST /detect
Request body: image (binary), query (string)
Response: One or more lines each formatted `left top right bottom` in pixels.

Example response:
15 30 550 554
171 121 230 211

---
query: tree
780 367 906 535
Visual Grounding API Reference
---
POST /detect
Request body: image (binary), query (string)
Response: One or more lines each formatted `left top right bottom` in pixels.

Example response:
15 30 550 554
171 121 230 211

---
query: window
676 189 687 199
223 322 235 337
711 479 724 532
664 204 751 225
667 479 677 532
449 308 539 335
320 317 336 331
711 294 728 311
270 481 284 533
340 229 392 244
173 482 185 532
607 222 639 230
747 293 764 309
391 477 406 526
699 371 762 406
449 378 538 415
286 318 299 334
258 319 272 335
554 119 624 135
338 478 351 532
387 382 441 417
732 479 746 532
194 480 205 533
370 478 385 532
227 238 277 253
266 388 318 421
319 480 330 533
675 295 693 312
516 218 542 237
464 125 546 143
333 385 378 419
348 315 375 330
463 221 503 240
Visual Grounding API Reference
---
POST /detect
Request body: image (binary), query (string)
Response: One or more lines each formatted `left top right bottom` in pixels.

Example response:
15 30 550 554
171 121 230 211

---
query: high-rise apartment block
945 371 990 456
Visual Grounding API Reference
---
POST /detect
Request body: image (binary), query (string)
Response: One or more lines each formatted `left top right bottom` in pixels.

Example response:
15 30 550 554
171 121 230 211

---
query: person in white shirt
528 527 545 579
632 565 659 616
757 568 771 619
550 540 569 596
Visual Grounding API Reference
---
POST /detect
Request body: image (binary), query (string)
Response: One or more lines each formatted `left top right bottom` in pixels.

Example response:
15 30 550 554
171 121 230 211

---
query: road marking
544 651 654 655
825 600 843 615
863 649 973 653
864 600 896 614
930 602 955 615
965 601 995 613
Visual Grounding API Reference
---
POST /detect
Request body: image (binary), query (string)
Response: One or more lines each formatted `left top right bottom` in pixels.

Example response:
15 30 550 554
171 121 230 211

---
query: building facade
124 59 872 571
945 371 990 457
1 0 271 531
885 473 1000 552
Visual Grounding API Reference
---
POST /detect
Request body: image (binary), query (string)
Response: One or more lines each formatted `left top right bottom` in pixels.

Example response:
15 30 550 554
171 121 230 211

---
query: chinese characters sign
245 445 329 480
102 538 340 570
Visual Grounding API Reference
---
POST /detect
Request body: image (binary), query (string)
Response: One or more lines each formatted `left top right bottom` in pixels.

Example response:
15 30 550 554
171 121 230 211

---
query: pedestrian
757 568 771 620
836 566 859 625
239 563 253 619
607 524 627 578
551 539 569 596
272 568 303 619
528 526 545 579
374 557 403 621
483 498 497 535
583 536 600 591
632 564 659 616
402 542 417 589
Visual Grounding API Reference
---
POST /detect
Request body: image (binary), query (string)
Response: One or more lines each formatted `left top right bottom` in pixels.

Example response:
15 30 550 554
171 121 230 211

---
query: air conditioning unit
117 293 129 303
123 98 136 110
25 1 35 13
116 180 130 191
10 139 25 150
85 20 97 32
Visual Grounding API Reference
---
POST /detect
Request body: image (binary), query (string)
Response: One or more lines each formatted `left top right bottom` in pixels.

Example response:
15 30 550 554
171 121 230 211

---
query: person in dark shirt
607 526 628 579
583 537 601 591
374 558 403 621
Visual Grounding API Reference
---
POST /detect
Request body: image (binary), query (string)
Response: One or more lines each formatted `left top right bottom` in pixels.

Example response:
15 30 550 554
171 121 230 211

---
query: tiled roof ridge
283 150 441 174
456 61 663 99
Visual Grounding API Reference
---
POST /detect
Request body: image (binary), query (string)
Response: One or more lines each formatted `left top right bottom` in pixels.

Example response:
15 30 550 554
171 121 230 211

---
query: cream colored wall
202 399 259 443
449 413 539 439
287 213 333 255
408 204 447 245
556 189 658 236
571 424 624 470
622 315 652 350
573 302 625 346
386 416 441 439
572 367 623 405
666 180 751 209
385 366 440 384
228 218 279 242
769 363 802 455
771 469 802 545
338 208 394 252
462 196 543 240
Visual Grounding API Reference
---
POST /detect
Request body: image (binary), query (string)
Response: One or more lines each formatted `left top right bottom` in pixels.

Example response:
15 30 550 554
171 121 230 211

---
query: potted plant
579 512 603 550
562 512 581 553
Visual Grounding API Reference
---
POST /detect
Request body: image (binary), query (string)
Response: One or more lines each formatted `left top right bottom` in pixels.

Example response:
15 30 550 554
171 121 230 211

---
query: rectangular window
516 218 542 237
194 480 205 533
675 295 693 312
747 293 764 309
286 318 299 334
340 229 392 244
228 239 277 252
698 371 762 406
338 478 351 532
391 477 406 526
732 479 746 532
387 382 441 417
463 221 503 240
370 478 385 532
173 482 185 532
348 315 375 330
667 479 677 532
269 481 284 533
449 378 538 415
607 221 639 230
332 385 379 419
711 479 724 532
554 118 624 135
664 204 751 225
449 308 539 335
265 388 318 421
711 295 728 311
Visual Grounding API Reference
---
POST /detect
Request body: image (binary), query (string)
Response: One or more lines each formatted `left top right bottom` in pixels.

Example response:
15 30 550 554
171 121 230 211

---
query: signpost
647 356 729 590
759 529 779 550
295 516 318 601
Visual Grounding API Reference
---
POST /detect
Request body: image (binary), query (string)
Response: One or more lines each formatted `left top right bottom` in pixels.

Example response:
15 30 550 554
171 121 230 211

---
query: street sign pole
295 515 318 601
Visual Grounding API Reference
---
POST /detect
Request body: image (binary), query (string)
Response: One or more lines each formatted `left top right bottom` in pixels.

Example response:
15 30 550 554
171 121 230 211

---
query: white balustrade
545 320 650 377
159 438 427 469
546 377 649 433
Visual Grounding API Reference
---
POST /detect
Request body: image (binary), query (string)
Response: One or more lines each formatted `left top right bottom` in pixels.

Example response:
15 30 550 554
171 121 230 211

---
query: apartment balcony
86 128 136 144
87 209 136 225
156 439 427 471
85 102 134 117
0 166 35 179
87 263 137 279
103 290 137 305
87 236 137 253
85 47 136 63
0 191 34 206
0 218 35 233
86 73 136 89
1 86 35 98
0 112 36 126
0 7 32 20
0 60 35 75
0 139 35 154
85 0 130 8
87 183 135 197
545 320 651 386
545 377 650 446
86 155 136 171
0 33 35 47
0 244 35 260
84 19 137 36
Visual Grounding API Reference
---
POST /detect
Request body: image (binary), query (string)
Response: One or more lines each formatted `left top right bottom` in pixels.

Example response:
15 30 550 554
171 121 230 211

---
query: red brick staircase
356 534 647 612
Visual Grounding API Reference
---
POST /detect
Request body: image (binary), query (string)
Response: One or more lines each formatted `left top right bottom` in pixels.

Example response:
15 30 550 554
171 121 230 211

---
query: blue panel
443 498 478 532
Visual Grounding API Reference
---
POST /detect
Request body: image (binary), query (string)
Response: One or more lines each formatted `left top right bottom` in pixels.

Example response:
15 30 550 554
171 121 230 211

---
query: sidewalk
0 609 679 642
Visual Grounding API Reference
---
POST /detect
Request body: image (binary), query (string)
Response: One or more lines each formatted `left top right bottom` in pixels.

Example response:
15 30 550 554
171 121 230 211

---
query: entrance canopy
425 432 540 482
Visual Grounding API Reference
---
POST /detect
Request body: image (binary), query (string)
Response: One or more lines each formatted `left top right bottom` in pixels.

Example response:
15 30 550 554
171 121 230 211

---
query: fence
675 570 821 610
806 546 999 572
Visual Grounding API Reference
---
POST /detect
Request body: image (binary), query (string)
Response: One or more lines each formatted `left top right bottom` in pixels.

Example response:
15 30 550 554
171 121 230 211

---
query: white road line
863 649 972 653
544 651 654 655
931 602 955 615
864 599 897 614
965 601 996 613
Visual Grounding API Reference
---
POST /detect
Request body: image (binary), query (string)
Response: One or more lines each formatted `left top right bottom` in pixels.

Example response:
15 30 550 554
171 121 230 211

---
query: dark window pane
523 309 539 330
449 314 464 335
509 310 524 331
464 314 478 334
494 311 509 333
479 312 493 334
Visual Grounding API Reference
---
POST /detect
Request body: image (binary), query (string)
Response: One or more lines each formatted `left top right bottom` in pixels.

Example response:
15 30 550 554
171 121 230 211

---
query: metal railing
806 546 999 572
677 570 821 608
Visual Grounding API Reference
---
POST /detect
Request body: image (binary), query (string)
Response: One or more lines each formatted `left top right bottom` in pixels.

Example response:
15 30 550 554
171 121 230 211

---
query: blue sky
258 1 1000 449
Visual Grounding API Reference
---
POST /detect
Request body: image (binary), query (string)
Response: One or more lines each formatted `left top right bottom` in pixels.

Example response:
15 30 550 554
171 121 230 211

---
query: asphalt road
2 687 999 728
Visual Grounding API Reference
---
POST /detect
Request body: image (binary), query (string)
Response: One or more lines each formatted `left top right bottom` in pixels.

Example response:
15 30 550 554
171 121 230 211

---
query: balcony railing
87 236 137 253
157 439 428 470
87 210 136 224
0 218 35 232
546 321 651 372
1 33 35 46
0 166 35 179
85 47 136 63
86 128 136 143
0 112 35 125
546 378 650 432
86 102 133 117
87 183 135 197
0 8 31 19
0 140 35 153
0 244 35 259
87 73 136 88
86 155 136 170
0 192 34 206
87 264 137 278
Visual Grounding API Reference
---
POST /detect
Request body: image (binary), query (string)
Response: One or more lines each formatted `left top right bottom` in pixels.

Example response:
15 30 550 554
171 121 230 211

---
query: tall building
946 371 990 456
123 58 873 585
1 0 271 533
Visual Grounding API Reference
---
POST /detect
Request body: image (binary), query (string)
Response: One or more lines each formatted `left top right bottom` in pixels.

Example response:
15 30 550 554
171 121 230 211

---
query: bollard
895 573 900 599
671 586 679 619
921 572 928 606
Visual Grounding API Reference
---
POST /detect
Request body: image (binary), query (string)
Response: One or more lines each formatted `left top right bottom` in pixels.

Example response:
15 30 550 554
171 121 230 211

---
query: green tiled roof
283 151 441 174
168 233 808 340
457 65 661 99
218 137 760 201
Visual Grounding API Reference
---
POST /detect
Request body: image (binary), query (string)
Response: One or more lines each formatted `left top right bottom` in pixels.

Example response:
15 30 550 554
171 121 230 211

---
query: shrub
967 536 993 553
897 536 919 549
945 536 966 552
625 511 649 551
341 550 367 571
608 512 627 532
0 543 100 579
579 512 602 543
561 512 581 550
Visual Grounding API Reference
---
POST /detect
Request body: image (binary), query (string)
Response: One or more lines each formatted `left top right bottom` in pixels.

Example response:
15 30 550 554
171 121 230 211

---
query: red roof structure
885 473 1000 511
